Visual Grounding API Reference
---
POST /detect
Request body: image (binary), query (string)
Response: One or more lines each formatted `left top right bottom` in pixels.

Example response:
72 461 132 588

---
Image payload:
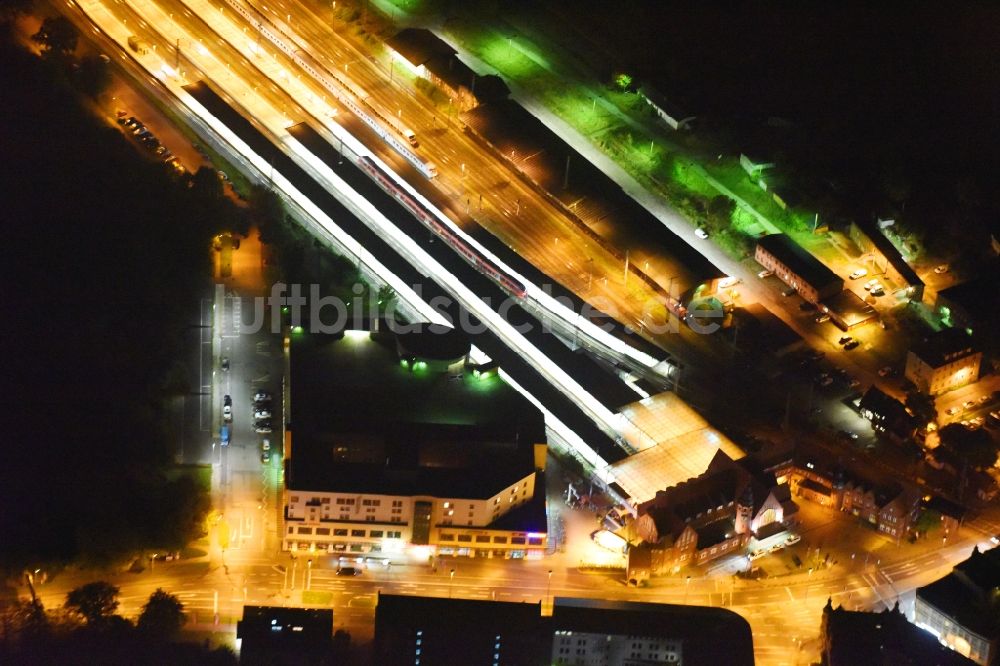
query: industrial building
755 234 844 303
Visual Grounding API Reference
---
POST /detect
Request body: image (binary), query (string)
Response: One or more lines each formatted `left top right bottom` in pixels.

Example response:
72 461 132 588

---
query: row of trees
1 583 235 664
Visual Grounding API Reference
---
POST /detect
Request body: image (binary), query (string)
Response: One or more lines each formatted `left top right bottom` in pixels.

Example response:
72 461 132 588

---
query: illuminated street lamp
547 570 553 610
449 569 456 598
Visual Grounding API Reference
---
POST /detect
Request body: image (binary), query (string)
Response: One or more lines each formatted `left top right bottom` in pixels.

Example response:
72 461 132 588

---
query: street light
547 570 553 610
306 558 313 591
449 569 456 598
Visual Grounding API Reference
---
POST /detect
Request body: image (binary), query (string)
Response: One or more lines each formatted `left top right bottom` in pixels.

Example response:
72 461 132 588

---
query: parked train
222 0 434 177
358 156 527 300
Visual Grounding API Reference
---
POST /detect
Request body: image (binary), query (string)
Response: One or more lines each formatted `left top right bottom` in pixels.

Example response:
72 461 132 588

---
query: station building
627 450 798 576
282 324 548 560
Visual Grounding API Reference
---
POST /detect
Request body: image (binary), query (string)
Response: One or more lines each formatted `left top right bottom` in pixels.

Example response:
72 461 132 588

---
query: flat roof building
820 289 879 331
755 234 843 303
236 606 333 665
604 392 746 506
934 260 1000 341
372 593 755 666
905 328 982 396
284 329 548 560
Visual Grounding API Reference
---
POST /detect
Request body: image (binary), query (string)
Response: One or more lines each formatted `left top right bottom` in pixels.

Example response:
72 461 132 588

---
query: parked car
758 269 773 279
839 336 853 345
221 357 230 371
749 549 766 561
946 406 961 416
863 279 879 291
844 340 860 350
849 268 868 280
848 378 861 389
261 438 271 451
781 286 797 297
224 394 232 406
254 390 272 402
818 376 834 387
934 264 949 274
253 409 272 420
878 366 893 377
870 285 885 296
223 404 232 422
260 450 271 463
694 227 709 239
963 400 976 410
979 395 992 404
814 313 831 323
786 534 801 546
254 420 273 433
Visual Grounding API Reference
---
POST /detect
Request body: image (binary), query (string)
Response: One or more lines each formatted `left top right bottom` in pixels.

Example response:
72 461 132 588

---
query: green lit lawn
436 9 829 252
166 464 212 491
460 22 545 81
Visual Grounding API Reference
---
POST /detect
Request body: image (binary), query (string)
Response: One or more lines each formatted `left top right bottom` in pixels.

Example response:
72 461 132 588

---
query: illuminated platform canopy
604 393 745 505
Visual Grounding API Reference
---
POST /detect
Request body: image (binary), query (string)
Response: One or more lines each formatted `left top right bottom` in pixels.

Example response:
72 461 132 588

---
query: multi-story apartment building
905 328 982 395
